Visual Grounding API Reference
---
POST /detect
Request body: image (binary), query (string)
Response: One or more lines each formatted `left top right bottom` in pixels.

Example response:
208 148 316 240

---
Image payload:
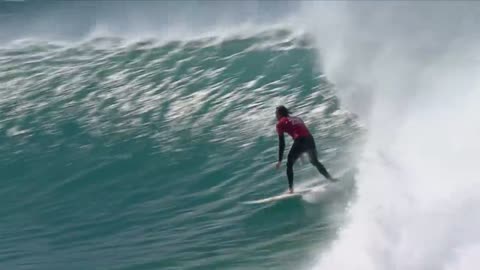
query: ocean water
1 2 480 270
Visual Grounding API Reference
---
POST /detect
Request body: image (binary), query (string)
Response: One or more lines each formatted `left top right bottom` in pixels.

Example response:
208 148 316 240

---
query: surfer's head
276 105 290 120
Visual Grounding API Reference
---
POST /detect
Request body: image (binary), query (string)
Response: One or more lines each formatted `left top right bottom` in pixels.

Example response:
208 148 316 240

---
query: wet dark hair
276 105 290 117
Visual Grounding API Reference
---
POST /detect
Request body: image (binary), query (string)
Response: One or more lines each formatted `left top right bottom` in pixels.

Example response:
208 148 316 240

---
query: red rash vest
276 116 311 139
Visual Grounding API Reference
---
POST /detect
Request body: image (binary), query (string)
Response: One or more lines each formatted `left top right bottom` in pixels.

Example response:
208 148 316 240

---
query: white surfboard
242 184 327 204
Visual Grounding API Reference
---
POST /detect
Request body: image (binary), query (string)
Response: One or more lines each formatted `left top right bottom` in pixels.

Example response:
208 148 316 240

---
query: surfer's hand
275 161 281 170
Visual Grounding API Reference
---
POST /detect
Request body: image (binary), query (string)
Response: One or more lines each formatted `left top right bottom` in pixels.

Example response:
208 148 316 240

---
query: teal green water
0 29 362 270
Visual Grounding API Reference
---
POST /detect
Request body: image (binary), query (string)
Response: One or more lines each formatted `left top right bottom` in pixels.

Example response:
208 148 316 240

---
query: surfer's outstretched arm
278 133 285 163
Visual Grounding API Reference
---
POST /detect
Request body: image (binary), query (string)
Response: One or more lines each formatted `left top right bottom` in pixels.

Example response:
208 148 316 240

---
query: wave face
0 29 361 270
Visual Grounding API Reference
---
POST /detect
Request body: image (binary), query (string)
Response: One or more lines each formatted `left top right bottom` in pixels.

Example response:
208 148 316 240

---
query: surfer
275 105 336 193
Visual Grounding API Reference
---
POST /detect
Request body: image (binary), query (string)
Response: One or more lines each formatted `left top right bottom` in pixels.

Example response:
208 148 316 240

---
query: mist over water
1 1 479 270
0 1 299 42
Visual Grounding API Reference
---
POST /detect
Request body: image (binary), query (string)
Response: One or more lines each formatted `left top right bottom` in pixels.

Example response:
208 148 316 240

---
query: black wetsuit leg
287 135 333 190
286 137 307 190
305 136 332 180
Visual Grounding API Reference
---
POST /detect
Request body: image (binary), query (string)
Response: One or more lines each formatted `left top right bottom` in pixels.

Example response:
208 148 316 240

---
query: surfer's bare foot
328 177 338 182
288 188 294 193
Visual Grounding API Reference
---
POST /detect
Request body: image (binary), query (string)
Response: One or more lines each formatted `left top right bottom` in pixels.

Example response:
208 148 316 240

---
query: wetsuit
276 116 332 190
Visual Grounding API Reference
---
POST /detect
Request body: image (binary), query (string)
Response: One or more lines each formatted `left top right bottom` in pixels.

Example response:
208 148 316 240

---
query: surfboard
242 184 327 204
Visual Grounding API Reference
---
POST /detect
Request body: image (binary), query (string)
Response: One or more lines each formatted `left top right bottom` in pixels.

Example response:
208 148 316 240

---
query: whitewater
1 1 479 270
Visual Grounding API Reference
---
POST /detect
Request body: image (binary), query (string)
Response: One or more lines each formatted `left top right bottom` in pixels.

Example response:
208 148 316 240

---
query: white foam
298 2 480 270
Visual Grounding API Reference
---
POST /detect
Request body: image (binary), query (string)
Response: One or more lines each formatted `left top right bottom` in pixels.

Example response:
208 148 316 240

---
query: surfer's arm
278 133 285 162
